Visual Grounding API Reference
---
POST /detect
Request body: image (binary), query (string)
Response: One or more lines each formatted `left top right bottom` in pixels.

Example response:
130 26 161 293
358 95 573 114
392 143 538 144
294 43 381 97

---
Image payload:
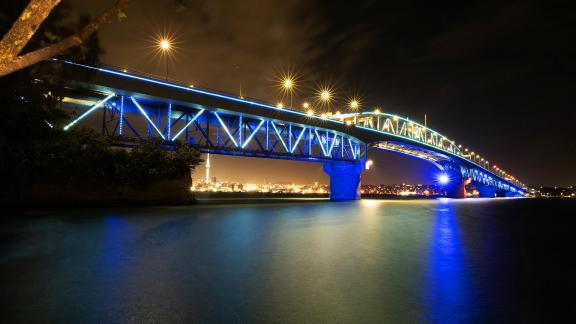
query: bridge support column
446 179 467 198
323 161 364 200
476 184 497 198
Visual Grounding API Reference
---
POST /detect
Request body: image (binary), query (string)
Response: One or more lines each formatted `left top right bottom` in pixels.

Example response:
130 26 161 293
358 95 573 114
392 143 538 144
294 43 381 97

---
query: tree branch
0 0 129 77
0 0 61 60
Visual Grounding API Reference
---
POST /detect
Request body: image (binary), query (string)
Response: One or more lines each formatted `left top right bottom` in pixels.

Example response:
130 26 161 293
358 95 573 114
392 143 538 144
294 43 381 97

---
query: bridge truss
61 93 365 163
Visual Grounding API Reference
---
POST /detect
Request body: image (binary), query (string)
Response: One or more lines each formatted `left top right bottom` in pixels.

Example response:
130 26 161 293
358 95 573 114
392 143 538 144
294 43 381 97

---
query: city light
302 102 309 109
276 102 284 109
366 159 374 170
307 109 314 116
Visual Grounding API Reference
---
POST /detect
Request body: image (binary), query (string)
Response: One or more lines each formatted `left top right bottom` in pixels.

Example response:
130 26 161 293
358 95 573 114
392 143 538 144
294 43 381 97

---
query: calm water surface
1 198 575 323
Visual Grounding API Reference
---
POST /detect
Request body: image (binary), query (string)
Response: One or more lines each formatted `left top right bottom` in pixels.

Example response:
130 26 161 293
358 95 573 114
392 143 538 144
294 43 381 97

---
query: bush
20 128 203 189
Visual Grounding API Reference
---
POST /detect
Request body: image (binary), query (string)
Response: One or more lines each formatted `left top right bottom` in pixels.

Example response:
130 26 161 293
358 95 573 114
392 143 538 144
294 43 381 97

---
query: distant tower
205 153 211 184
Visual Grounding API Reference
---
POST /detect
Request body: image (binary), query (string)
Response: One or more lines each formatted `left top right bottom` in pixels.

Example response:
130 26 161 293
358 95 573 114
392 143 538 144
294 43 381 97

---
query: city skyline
191 152 439 186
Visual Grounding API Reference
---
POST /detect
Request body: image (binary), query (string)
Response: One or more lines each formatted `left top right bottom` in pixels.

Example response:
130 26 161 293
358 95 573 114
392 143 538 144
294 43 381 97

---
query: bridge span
53 60 526 200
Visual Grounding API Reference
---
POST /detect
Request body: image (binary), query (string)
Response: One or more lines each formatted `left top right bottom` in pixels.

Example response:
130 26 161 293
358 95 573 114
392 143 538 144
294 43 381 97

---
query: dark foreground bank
2 198 576 322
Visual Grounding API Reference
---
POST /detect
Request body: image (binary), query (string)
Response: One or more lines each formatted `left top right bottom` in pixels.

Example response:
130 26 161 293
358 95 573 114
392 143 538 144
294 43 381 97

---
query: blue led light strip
271 121 289 152
167 103 172 140
328 133 337 156
130 97 166 140
171 109 205 140
242 120 265 148
214 112 238 147
348 138 357 160
290 127 306 153
119 96 124 135
314 129 329 157
63 93 115 130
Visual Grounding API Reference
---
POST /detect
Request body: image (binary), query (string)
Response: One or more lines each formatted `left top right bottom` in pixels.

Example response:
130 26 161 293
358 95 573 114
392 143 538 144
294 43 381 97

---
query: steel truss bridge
55 60 526 200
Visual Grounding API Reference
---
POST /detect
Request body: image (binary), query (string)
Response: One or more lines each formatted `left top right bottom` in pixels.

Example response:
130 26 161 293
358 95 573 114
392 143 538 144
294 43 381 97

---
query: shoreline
1 192 447 212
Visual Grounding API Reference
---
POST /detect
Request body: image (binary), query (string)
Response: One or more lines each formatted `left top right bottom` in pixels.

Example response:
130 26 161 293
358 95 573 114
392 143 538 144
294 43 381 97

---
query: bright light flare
438 173 450 185
149 31 179 62
275 70 299 96
282 78 293 89
349 99 360 110
159 39 171 50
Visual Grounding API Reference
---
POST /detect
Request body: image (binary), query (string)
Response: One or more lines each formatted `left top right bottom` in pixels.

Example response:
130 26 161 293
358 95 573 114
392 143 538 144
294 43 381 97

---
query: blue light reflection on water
96 215 134 319
426 199 477 323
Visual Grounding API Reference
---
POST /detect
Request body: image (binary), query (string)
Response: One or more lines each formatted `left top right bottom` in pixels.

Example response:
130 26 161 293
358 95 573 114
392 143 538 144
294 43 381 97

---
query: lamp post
282 77 294 108
158 38 171 80
318 87 333 115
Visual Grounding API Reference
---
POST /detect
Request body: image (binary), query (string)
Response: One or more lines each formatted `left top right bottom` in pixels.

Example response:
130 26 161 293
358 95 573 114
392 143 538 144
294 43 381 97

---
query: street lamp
319 87 332 103
282 78 293 90
158 38 172 80
349 99 360 110
282 77 295 107
159 39 171 50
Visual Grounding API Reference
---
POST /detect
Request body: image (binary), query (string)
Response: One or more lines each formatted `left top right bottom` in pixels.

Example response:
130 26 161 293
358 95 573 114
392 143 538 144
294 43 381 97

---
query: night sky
70 0 575 186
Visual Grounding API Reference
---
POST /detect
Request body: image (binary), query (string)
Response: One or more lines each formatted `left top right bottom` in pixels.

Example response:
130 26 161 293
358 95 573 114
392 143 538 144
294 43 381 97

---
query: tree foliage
20 128 202 189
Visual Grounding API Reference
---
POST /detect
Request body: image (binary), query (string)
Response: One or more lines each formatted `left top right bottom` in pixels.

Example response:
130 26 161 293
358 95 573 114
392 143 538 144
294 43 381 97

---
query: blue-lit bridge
55 60 526 200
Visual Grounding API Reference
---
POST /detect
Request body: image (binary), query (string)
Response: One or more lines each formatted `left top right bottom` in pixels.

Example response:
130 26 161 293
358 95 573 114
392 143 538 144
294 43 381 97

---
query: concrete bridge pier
323 160 365 200
476 184 498 198
446 179 467 198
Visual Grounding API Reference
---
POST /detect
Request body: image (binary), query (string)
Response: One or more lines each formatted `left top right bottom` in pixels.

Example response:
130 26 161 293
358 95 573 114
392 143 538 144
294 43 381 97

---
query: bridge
53 60 526 200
